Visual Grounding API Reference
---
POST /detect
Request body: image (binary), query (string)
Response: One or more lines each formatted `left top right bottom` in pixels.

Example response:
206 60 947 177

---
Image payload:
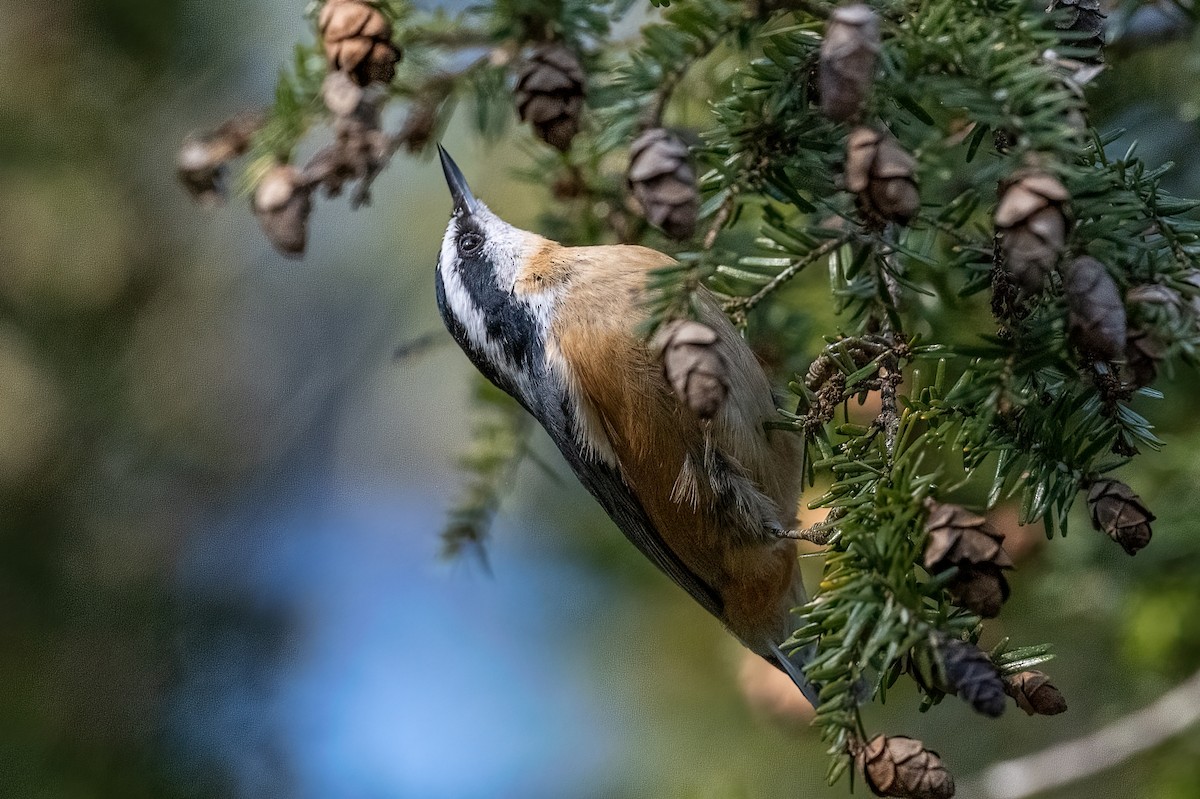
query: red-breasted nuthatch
435 146 816 704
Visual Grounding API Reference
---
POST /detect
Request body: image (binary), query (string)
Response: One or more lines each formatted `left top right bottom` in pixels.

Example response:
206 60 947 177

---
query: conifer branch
724 233 852 321
178 1 1200 793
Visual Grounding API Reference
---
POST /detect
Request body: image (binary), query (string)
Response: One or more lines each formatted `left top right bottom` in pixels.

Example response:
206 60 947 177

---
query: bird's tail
769 640 820 707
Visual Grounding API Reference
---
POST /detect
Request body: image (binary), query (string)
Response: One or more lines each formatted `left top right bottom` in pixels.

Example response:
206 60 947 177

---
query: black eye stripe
440 216 542 376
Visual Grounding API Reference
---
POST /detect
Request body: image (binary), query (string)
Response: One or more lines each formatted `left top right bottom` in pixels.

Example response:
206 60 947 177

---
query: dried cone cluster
1004 670 1068 716
855 735 955 799
819 5 881 122
251 72 396 258
628 129 699 240
845 128 920 227
177 111 266 206
923 501 1013 618
253 165 313 258
995 171 1070 301
654 320 728 419
1087 478 1155 555
304 72 390 200
938 637 1007 718
1064 255 1126 362
319 0 401 86
514 44 587 152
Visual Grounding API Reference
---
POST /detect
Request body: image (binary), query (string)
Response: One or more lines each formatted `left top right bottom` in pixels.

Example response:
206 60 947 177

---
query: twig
876 225 905 331
878 358 901 459
780 507 846 544
703 189 737 250
964 667 1200 799
725 234 852 319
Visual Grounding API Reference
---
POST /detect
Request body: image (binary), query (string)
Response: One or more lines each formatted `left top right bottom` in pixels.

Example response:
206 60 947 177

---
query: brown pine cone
923 501 1013 618
653 320 728 419
845 128 920 227
305 73 389 201
253 165 313 258
319 0 401 86
949 565 1010 619
938 638 1007 718
177 111 266 206
1064 255 1126 362
1124 327 1166 389
514 44 587 152
819 5 881 122
924 502 1013 570
1004 670 1068 716
995 170 1070 301
1087 478 1154 555
856 735 955 799
628 128 698 240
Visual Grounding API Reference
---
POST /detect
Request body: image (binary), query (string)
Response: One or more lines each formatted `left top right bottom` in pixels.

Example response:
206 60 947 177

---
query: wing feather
542 416 725 619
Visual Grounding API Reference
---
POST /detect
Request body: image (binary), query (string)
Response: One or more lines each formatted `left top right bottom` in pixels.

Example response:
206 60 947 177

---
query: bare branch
967 667 1200 799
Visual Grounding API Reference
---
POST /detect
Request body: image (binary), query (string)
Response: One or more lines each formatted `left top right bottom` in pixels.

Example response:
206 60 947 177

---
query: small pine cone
653 320 728 419
924 501 1014 572
818 5 881 122
1087 478 1154 555
995 171 1070 301
628 128 698 240
1064 256 1126 362
253 165 313 258
1004 670 1067 716
514 44 587 152
845 128 920 227
924 501 1013 616
318 0 401 86
939 638 1007 718
856 735 955 799
1124 327 1165 389
1048 0 1106 57
948 564 1010 620
177 111 265 206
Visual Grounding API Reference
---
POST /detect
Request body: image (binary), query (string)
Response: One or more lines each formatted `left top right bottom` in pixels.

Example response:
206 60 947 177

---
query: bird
433 146 816 705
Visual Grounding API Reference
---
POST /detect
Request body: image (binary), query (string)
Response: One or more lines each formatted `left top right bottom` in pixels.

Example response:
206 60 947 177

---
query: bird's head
434 146 563 401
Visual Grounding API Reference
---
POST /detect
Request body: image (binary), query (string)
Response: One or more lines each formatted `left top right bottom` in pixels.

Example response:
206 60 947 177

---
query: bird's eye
459 233 483 254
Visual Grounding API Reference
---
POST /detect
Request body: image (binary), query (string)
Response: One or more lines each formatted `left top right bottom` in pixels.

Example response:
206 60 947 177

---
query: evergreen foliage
178 0 1200 793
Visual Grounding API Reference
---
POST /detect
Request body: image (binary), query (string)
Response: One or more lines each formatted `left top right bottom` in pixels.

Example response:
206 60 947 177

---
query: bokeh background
2 2 1200 797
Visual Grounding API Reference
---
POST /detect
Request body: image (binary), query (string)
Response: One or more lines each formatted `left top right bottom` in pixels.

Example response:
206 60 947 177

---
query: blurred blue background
2 1 1200 798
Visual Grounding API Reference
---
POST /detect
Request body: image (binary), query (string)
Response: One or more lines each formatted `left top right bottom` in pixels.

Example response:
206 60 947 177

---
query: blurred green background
2 1 1200 797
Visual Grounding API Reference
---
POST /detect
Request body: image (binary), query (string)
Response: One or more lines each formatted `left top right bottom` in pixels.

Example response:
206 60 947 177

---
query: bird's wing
541 417 725 619
537 317 725 619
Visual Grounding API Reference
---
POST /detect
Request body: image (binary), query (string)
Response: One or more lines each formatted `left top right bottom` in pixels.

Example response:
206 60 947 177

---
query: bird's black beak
438 144 478 216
